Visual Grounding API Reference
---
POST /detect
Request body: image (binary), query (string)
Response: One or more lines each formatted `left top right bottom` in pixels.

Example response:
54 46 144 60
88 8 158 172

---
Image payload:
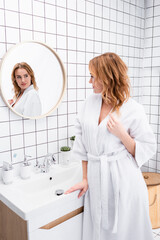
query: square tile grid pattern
0 0 159 175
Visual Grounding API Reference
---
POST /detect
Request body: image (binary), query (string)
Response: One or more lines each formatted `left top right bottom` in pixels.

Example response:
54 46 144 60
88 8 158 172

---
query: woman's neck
102 100 113 110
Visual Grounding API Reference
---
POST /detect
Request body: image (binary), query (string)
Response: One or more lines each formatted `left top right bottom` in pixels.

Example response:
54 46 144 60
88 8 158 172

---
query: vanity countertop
0 162 84 232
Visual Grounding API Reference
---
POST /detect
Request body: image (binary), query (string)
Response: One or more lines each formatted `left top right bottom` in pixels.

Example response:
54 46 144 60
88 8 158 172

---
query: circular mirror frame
0 41 67 119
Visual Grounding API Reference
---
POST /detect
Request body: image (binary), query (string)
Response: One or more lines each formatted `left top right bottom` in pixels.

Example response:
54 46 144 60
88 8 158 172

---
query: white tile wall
0 0 158 174
143 0 160 172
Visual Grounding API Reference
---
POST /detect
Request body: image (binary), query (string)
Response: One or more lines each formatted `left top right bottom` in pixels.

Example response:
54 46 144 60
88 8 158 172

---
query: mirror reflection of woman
9 62 42 117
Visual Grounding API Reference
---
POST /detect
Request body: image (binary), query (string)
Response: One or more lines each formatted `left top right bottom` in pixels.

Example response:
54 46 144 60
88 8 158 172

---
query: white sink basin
0 162 83 222
14 163 82 206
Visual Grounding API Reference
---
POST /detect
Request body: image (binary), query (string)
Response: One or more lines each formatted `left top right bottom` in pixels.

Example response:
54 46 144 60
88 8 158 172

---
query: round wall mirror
0 41 66 119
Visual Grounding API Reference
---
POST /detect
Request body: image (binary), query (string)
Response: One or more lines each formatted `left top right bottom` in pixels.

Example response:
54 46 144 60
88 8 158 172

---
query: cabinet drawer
29 213 83 240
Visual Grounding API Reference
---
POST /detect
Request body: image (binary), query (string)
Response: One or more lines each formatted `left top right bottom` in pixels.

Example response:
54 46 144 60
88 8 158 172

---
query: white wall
141 0 160 172
1 0 157 174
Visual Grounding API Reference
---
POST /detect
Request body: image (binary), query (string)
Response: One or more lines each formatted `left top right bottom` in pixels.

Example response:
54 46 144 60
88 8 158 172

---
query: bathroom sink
0 162 83 222
13 162 82 206
11 162 82 205
0 161 84 236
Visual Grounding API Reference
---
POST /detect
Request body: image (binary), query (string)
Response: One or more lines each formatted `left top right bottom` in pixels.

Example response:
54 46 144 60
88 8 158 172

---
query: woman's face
89 72 103 93
15 68 31 92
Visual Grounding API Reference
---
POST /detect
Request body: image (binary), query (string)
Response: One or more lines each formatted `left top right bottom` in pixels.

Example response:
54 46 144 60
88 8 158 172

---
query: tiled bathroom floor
153 228 160 239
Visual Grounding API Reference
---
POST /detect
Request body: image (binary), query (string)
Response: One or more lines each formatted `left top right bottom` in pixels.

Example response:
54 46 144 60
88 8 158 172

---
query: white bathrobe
72 93 156 240
13 85 42 117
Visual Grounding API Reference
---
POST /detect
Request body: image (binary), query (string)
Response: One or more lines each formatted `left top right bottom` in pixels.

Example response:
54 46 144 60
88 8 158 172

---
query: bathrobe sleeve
23 91 42 117
71 102 88 162
129 105 157 168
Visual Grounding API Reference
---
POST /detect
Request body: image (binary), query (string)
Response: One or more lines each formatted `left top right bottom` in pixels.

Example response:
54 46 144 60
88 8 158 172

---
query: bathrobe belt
87 147 129 234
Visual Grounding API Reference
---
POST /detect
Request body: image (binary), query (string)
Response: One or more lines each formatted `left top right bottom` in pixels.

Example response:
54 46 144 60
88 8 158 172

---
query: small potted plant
60 146 71 166
70 136 75 149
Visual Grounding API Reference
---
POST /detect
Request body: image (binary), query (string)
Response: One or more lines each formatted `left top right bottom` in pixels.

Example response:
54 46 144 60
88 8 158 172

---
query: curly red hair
11 62 38 98
89 52 130 112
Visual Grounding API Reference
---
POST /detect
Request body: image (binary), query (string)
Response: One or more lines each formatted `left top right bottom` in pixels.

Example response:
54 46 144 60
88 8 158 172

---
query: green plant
70 136 75 141
60 146 71 151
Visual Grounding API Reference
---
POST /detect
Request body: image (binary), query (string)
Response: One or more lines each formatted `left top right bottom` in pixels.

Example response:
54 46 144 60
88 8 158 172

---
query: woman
65 53 156 240
9 62 42 117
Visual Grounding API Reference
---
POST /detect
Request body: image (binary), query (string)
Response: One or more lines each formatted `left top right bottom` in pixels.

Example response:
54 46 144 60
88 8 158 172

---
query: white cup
2 168 14 184
20 164 31 179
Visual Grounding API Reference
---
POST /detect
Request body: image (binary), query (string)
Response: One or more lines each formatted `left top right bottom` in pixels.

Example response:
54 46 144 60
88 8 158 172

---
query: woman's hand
65 179 88 198
107 113 135 157
107 113 126 139
8 99 14 105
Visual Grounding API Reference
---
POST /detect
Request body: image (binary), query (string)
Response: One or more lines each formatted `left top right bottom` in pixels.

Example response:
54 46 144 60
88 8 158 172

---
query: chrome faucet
40 153 56 173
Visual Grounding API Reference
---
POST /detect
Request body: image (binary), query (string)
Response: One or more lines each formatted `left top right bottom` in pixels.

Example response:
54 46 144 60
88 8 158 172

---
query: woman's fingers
109 113 117 123
78 189 86 198
107 118 114 129
64 187 75 194
65 180 88 198
8 99 14 105
64 182 83 194
107 119 113 126
65 186 79 194
107 113 119 130
109 112 114 120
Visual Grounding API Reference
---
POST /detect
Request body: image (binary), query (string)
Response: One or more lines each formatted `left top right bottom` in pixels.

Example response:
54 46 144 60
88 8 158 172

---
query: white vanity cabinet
29 213 83 240
0 200 83 240
0 163 84 240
